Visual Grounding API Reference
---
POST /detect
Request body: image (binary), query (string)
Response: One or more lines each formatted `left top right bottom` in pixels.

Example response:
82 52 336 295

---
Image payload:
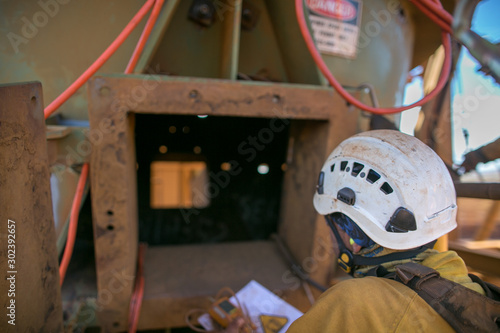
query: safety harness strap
393 262 500 333
469 273 500 301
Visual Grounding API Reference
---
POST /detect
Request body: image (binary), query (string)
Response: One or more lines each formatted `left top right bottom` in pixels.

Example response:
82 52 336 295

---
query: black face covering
325 213 436 275
331 213 375 248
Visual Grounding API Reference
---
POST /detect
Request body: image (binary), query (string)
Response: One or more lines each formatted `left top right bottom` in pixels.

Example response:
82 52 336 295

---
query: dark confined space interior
135 114 291 245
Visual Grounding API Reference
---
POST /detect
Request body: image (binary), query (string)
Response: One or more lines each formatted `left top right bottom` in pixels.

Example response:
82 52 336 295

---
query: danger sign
306 0 362 58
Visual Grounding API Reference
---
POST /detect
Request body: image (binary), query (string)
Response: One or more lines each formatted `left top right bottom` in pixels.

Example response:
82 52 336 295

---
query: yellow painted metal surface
0 0 148 120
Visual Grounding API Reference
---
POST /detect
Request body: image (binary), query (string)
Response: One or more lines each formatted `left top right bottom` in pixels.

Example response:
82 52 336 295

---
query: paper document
198 280 303 333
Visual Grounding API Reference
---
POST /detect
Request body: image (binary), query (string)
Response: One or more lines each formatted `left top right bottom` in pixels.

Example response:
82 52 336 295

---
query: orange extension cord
59 163 89 285
126 0 164 73
295 0 454 114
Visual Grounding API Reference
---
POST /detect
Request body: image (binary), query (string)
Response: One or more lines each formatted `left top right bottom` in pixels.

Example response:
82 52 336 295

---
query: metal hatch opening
87 75 352 331
135 114 290 245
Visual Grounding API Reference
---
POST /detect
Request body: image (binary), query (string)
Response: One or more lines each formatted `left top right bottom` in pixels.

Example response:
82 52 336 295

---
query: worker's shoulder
314 277 454 332
323 276 417 301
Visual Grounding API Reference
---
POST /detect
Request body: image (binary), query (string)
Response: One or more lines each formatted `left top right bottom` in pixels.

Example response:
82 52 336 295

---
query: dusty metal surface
264 1 323 85
0 82 63 331
46 127 90 253
88 74 349 119
0 1 149 121
138 241 291 329
87 74 357 331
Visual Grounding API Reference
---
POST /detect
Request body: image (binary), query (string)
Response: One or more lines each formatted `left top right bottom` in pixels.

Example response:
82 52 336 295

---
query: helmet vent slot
330 163 335 172
340 161 348 171
366 169 381 184
351 162 364 177
380 182 394 195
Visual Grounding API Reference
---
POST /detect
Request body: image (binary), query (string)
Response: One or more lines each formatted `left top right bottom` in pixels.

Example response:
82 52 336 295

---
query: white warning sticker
306 0 362 59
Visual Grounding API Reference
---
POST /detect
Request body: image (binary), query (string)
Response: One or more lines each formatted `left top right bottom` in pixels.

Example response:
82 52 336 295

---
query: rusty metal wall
0 82 63 331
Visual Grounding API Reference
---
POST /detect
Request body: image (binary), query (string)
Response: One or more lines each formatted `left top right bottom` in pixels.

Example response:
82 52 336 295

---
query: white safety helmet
314 130 457 250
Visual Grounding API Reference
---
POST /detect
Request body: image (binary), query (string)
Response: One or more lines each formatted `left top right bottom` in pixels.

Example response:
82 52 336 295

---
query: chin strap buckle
338 250 354 274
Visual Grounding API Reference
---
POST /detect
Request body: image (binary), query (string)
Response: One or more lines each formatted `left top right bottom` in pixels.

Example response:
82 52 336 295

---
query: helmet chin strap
325 215 436 275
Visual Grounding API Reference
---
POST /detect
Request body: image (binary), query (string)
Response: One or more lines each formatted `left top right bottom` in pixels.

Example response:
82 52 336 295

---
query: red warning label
307 0 357 21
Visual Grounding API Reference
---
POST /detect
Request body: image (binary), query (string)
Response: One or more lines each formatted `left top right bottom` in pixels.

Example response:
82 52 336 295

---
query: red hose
410 0 452 34
416 0 453 25
59 163 89 286
295 0 452 114
44 0 156 119
125 0 165 74
128 243 147 333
